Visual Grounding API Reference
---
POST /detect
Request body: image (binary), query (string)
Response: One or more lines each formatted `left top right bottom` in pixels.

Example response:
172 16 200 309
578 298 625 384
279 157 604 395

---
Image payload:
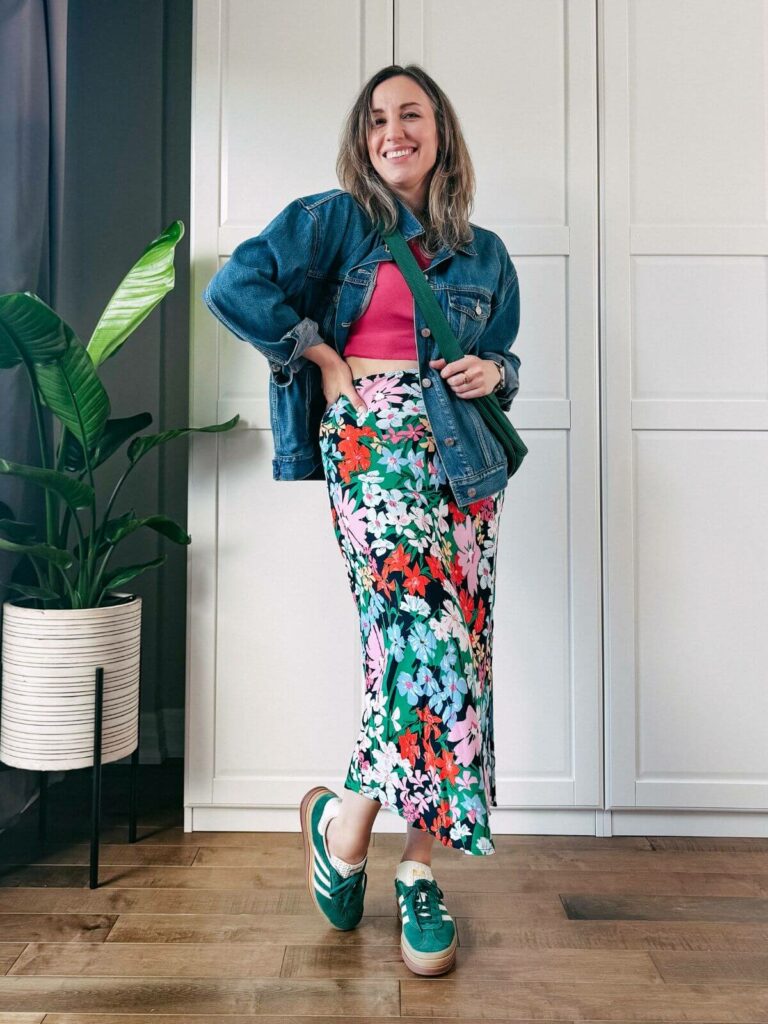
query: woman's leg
400 824 436 868
326 788 381 863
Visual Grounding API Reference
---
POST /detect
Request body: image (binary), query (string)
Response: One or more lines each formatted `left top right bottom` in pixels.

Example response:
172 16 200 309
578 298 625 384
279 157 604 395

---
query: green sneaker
299 786 368 931
395 870 457 976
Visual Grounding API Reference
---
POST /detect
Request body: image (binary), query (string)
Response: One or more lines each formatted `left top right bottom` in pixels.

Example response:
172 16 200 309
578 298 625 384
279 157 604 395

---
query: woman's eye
371 112 419 126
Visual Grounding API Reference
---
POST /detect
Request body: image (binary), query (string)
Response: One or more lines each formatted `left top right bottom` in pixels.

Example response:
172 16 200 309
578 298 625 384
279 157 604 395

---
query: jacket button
421 377 431 388
420 327 431 337
467 487 477 498
424 272 429 280
444 437 455 446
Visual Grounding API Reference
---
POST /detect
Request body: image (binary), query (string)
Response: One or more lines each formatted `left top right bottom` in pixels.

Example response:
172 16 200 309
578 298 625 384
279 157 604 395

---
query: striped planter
0 593 142 771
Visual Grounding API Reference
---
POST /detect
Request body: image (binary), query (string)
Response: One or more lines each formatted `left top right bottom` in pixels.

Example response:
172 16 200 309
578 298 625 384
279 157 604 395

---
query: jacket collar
393 193 477 256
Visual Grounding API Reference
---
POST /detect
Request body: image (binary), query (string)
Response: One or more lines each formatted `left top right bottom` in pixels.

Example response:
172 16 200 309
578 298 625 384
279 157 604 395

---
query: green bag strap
381 223 529 475
380 227 464 365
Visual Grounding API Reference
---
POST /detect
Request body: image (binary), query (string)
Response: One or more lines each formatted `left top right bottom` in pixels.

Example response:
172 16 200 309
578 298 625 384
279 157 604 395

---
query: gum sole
396 908 458 976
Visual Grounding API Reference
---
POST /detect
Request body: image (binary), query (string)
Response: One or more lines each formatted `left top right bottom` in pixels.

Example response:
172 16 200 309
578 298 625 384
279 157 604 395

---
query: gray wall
55 0 192 758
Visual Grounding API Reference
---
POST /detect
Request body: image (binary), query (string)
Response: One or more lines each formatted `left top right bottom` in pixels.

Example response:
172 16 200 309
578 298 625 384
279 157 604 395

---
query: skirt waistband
349 367 422 385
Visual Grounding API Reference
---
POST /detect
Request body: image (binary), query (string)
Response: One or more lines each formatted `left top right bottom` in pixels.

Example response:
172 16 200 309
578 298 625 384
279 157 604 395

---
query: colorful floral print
319 369 505 856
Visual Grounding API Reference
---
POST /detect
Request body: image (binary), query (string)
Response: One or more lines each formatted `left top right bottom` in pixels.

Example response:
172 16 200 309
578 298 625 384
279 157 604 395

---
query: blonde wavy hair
336 64 476 259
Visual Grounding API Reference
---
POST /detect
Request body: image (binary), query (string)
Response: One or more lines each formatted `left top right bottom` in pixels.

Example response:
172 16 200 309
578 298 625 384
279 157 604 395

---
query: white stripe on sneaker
315 858 331 881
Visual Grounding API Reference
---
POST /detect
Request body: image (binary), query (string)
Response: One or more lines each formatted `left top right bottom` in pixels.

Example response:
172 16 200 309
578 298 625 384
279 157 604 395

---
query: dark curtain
0 0 68 825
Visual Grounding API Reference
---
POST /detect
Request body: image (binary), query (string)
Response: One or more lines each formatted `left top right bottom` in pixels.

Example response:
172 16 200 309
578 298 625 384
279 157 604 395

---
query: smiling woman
204 61 523 980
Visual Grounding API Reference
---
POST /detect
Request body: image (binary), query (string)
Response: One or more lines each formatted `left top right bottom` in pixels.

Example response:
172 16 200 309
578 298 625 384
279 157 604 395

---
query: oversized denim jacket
202 188 521 508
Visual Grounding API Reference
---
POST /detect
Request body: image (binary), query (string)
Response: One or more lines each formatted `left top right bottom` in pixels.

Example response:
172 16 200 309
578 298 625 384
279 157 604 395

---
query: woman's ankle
325 814 369 864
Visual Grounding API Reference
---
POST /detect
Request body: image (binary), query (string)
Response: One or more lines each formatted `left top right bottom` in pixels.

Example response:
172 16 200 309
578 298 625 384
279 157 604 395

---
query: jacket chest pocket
445 287 491 346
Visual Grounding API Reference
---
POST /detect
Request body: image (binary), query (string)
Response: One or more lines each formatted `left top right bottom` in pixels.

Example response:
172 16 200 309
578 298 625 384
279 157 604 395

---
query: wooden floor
0 762 767 1022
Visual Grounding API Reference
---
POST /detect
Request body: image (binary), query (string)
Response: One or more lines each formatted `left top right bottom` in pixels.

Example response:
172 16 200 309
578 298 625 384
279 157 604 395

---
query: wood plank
0 944 27 975
36 1017 520 1024
458 918 768 951
401 979 768 1020
281 944 661 983
2 862 767 895
650 951 768 985
562 894 768 921
0 888 566 921
106 913 399 945
0 977 399 1016
0 843 198 867
1 826 303 849
649 837 768 852
0 917 115 943
7 942 284 978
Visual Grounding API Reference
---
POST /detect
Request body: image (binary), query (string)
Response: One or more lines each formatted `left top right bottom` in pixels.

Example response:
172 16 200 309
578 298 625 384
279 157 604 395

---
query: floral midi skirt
318 368 505 856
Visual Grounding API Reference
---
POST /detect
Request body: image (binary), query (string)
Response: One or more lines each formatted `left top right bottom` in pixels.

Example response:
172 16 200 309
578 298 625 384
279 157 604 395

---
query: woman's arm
476 243 521 412
202 198 326 388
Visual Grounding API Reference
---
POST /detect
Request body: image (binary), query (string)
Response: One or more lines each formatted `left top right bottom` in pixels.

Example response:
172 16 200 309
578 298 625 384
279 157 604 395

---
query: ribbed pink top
344 237 431 359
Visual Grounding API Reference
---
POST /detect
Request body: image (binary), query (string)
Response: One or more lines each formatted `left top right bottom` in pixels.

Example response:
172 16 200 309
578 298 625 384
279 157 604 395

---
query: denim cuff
269 316 325 388
484 353 520 412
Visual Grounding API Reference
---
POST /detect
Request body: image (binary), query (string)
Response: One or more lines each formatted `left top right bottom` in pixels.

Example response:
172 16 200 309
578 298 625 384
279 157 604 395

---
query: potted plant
0 221 238 771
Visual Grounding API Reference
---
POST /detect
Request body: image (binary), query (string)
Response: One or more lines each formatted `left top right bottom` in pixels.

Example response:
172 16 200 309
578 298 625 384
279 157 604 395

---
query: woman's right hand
321 361 368 414
301 341 368 413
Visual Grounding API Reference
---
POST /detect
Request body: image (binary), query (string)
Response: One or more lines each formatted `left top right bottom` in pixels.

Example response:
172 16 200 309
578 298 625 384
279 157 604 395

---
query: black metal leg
128 642 142 844
90 666 104 889
38 770 47 842
129 744 139 843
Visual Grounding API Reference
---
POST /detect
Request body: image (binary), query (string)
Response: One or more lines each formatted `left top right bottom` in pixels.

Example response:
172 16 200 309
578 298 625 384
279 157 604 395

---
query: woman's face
366 75 439 211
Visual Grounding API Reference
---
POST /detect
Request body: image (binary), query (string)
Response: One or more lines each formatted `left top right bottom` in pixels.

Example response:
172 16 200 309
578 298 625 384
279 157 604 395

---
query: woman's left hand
428 355 501 399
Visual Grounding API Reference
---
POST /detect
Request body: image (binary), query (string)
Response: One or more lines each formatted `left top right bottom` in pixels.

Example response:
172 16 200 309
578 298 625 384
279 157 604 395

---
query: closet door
396 1 604 821
601 0 768 823
187 0 603 833
187 0 393 828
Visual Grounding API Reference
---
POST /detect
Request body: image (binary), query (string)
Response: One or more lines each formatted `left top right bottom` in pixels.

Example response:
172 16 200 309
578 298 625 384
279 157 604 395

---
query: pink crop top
343 237 431 359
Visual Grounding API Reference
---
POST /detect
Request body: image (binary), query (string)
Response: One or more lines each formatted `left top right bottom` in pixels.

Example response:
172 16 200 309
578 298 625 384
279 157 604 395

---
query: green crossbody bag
381 226 528 477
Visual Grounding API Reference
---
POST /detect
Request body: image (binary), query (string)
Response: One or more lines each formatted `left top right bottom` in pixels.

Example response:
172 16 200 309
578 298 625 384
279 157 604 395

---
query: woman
204 64 521 978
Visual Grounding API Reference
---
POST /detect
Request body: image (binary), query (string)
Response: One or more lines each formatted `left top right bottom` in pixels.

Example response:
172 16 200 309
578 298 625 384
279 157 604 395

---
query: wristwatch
490 358 505 394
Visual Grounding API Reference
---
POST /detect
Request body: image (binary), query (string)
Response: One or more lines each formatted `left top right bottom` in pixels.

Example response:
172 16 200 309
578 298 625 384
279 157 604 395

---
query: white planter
0 593 142 771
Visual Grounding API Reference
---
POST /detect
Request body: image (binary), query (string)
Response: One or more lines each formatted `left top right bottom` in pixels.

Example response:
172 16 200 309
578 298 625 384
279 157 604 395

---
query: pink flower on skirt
446 704 481 767
364 622 386 693
356 375 409 412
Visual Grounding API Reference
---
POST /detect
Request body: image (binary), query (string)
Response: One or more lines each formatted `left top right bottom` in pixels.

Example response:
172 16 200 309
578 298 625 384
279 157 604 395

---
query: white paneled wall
601 0 768 833
186 0 768 838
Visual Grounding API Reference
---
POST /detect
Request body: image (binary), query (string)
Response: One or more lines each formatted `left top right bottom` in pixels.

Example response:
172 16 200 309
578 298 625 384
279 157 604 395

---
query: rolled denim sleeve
201 198 326 388
478 243 521 413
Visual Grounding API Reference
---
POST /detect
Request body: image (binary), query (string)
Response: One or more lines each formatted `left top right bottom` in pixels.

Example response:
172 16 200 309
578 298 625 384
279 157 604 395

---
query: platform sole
396 907 458 975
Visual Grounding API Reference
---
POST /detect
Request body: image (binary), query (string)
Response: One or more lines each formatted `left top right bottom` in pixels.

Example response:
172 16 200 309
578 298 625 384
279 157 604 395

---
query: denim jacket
202 188 521 508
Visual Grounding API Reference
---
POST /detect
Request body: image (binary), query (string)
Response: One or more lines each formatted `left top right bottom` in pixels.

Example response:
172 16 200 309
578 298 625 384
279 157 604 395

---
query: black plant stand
33 664 141 888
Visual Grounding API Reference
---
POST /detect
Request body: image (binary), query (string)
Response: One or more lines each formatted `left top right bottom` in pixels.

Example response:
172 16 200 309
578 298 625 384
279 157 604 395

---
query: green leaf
100 553 166 592
34 338 110 451
0 518 38 543
88 512 189 558
5 581 61 601
0 292 71 369
87 221 185 368
103 513 191 547
62 412 153 473
127 415 240 464
0 536 73 568
0 457 94 510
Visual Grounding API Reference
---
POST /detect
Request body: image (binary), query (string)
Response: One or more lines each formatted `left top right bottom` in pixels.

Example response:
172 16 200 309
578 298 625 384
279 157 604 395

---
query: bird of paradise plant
0 220 238 609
